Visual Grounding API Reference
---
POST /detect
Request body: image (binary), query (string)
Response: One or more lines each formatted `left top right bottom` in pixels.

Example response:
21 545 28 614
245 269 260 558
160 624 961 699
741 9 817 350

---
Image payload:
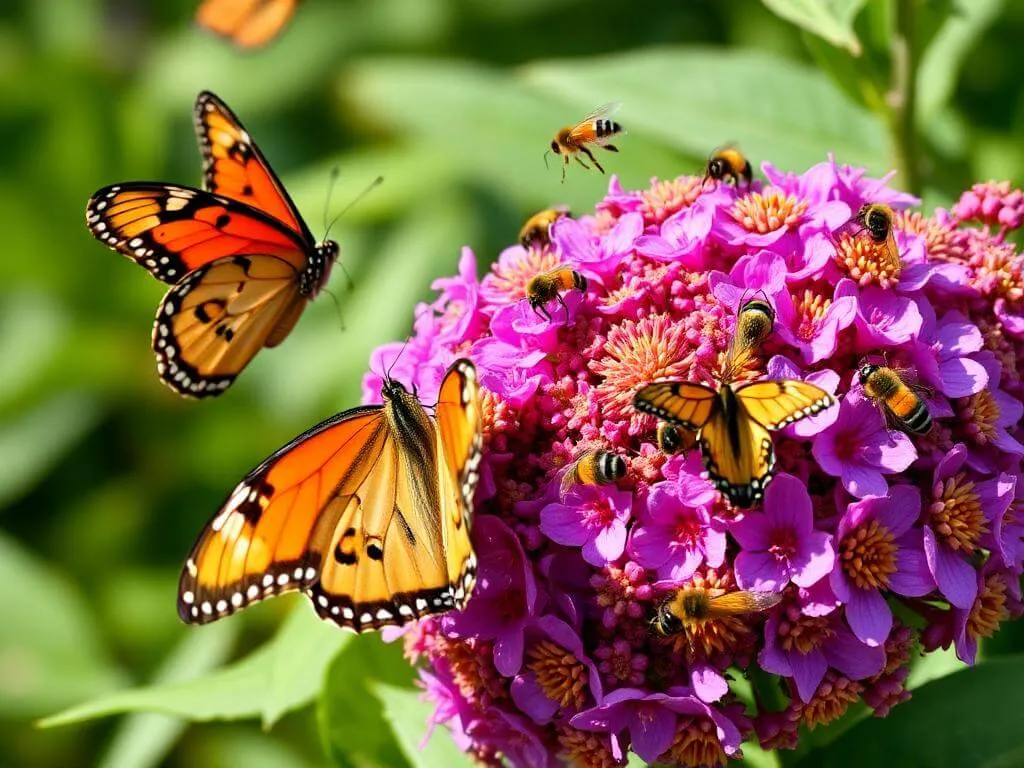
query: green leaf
0 291 66 407
317 635 416 768
98 621 239 768
794 657 1024 768
917 0 1004 121
0 392 99 509
42 603 348 729
522 48 888 175
759 0 867 54
375 682 475 768
0 532 126 717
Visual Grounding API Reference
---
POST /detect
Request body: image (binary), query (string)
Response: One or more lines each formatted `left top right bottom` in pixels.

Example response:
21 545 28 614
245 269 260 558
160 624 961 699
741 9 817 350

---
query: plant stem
889 0 920 194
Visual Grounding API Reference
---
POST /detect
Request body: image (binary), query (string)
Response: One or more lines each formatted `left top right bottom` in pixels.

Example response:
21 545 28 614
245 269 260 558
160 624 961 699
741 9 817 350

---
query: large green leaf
760 0 868 54
375 683 475 768
522 48 889 175
42 603 348 729
794 657 1024 767
316 635 416 768
97 621 238 768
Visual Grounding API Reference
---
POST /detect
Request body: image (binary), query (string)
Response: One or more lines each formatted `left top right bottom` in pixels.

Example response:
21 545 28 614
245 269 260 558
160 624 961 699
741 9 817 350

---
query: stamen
731 190 807 234
838 518 898 590
929 471 988 554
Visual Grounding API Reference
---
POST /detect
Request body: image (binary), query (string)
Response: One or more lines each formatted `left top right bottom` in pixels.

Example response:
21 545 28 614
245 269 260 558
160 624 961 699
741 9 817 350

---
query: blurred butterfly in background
633 378 833 508
178 359 483 632
86 91 350 398
196 0 297 48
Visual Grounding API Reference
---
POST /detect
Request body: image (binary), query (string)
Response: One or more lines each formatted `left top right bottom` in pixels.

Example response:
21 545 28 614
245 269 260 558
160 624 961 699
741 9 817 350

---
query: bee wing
568 102 624 144
582 101 621 122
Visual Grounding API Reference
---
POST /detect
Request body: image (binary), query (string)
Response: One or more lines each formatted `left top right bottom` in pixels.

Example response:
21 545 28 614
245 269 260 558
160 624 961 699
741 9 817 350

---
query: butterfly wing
178 360 482 632
734 380 834 430
632 381 719 432
194 91 312 243
196 0 297 48
154 254 306 397
698 395 775 509
87 183 309 284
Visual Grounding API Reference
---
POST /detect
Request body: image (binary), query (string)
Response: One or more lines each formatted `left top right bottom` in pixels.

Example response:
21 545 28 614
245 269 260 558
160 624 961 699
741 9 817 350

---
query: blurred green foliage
3 0 1024 765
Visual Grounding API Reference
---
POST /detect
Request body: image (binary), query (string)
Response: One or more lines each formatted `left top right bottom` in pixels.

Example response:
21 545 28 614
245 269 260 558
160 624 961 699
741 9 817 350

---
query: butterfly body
87 92 340 397
178 359 482 632
634 378 832 508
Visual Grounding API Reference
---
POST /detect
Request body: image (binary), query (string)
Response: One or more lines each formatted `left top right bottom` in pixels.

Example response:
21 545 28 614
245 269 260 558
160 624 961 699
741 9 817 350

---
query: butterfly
86 91 337 398
196 0 297 48
178 358 483 632
633 379 833 508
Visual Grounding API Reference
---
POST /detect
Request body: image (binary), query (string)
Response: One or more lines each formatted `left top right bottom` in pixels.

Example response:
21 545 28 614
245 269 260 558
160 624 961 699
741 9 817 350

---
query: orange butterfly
178 359 483 632
196 0 297 48
86 91 337 397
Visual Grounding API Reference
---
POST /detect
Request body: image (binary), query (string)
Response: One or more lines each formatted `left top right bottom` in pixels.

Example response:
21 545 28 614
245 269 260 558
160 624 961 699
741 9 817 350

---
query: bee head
858 362 879 386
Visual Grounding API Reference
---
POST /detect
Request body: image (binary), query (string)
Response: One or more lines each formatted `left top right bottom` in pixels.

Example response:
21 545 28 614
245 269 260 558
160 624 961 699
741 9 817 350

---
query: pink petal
791 531 835 588
844 586 892 647
789 648 828 702
628 705 677 764
923 526 978 609
734 550 787 591
841 464 888 499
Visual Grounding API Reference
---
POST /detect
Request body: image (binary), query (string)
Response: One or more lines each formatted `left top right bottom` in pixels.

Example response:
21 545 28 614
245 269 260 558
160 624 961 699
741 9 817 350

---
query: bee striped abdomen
891 389 932 434
594 119 621 138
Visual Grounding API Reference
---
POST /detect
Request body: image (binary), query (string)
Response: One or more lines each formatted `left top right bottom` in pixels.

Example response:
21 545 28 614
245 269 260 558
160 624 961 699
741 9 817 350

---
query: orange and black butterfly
86 91 340 398
178 359 483 632
634 378 833 508
196 0 297 48
546 103 624 182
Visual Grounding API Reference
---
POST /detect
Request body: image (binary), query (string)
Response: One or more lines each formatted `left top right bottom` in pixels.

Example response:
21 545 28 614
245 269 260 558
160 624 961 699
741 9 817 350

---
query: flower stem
888 0 920 194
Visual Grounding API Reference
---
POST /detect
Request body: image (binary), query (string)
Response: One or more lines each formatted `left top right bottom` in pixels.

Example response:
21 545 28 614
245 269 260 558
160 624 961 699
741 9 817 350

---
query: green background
2 0 1024 766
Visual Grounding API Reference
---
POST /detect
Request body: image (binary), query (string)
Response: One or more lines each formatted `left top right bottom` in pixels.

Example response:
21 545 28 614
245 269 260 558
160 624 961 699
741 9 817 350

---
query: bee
651 587 782 637
858 362 932 435
519 207 570 248
560 449 627 497
721 297 775 382
705 146 753 188
656 422 696 456
546 103 623 183
852 202 901 275
526 266 587 322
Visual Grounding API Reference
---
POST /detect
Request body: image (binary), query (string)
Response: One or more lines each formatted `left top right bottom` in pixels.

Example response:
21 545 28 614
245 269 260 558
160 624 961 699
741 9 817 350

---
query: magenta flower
550 211 643 279
731 474 835 591
628 474 725 581
540 486 632 568
570 687 743 763
634 191 727 265
908 306 988 398
830 486 935 646
773 281 858 364
834 278 923 348
813 389 917 497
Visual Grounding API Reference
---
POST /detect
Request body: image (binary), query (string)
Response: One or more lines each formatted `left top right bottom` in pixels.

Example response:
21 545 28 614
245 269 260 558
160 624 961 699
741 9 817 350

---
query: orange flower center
661 717 729 768
779 614 835 655
640 176 704 224
557 725 618 768
966 571 1010 644
957 390 1001 445
929 471 988 554
731 190 807 234
802 674 864 729
527 640 589 711
793 289 832 342
833 231 902 287
839 518 898 590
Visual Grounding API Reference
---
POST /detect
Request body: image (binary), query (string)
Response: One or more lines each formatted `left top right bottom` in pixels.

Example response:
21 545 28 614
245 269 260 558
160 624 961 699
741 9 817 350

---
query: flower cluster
364 158 1024 766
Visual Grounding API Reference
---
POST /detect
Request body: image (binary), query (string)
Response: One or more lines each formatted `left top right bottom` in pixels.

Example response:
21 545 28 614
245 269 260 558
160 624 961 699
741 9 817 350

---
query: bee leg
539 303 552 322
604 144 619 152
581 147 605 174
574 155 591 170
560 156 568 184
556 292 570 323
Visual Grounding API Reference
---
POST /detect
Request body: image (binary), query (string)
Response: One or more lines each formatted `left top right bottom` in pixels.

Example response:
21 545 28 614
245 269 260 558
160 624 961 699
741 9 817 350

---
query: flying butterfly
519 207 570 248
704 146 753 189
196 0 297 48
86 91 366 398
526 266 587 322
858 362 932 435
178 358 483 632
546 102 623 183
559 449 627 498
656 422 696 456
633 377 833 508
651 587 782 637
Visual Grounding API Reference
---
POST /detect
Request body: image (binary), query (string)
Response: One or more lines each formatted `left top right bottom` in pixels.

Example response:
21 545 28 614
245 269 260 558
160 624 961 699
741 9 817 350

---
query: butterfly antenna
323 175 384 242
320 287 346 334
321 166 341 238
384 335 413 385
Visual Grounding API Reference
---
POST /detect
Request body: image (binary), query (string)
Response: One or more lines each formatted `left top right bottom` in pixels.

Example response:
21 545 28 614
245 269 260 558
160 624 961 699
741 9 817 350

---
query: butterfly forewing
196 0 297 48
632 381 719 432
735 380 834 430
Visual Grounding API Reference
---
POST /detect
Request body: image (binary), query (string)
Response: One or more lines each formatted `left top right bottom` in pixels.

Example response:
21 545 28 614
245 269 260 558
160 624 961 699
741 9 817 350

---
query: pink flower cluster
363 158 1024 766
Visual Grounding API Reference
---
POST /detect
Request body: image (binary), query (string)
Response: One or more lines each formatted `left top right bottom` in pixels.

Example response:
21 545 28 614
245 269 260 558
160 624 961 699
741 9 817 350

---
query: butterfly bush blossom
363 159 1024 766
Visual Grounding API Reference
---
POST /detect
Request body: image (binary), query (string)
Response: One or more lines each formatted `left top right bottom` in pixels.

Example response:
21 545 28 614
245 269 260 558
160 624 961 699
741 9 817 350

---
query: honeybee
722 297 775 381
656 422 696 456
705 146 753 188
651 587 782 637
852 202 901 274
519 207 570 248
560 449 627 498
858 362 932 435
526 266 587 321
546 103 623 183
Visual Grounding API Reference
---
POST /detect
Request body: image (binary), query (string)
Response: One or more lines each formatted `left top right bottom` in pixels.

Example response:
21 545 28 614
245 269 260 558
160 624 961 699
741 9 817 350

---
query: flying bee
526 266 587 322
546 102 623 183
651 587 783 637
656 422 696 456
849 202 901 276
559 449 627 498
858 362 932 435
704 146 753 189
519 207 570 248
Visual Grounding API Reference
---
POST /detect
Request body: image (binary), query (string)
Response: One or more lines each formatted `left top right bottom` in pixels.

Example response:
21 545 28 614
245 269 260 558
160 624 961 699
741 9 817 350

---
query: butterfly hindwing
632 381 719 432
734 380 834 430
698 392 775 509
178 360 482 632
196 0 297 49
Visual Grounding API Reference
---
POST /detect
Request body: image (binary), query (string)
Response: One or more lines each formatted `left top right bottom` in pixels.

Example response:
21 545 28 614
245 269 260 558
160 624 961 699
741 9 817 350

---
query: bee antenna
543 149 551 171
323 175 384 242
